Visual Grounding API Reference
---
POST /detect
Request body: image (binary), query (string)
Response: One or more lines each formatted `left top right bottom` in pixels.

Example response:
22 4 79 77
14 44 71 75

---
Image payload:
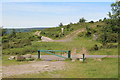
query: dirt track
2 61 66 78
33 55 119 61
38 28 85 42
2 55 119 78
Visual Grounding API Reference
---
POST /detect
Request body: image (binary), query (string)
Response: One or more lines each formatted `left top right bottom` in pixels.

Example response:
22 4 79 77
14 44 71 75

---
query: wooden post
83 54 85 63
38 50 40 59
68 50 71 58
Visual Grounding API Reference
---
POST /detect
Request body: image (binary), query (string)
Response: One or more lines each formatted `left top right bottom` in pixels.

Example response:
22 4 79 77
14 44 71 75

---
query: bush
78 32 85 37
90 44 99 51
2 43 9 49
85 32 91 37
2 36 9 43
101 44 118 49
106 33 118 43
97 32 118 45
89 21 94 23
96 25 102 27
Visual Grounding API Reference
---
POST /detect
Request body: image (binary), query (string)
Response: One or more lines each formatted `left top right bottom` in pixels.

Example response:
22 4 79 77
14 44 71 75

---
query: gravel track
2 55 119 77
33 55 119 61
2 61 66 77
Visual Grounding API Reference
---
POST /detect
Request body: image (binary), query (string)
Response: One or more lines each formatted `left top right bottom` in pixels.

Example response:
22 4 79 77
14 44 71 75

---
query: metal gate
37 50 71 59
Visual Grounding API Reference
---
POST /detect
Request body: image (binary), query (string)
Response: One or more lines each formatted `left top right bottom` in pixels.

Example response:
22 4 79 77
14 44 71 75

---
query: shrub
96 25 101 27
79 17 86 23
85 32 91 37
90 44 99 51
101 44 118 49
2 43 10 49
89 21 94 23
78 32 85 37
106 33 118 43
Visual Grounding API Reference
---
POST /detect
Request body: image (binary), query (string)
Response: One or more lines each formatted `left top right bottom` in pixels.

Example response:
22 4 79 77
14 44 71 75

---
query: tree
79 17 86 23
8 29 16 38
108 1 120 19
59 23 63 27
99 19 102 22
70 22 73 25
12 29 16 38
103 17 107 21
2 29 7 36
89 21 94 23
85 26 91 37
101 27 107 46
98 1 119 46
107 1 120 33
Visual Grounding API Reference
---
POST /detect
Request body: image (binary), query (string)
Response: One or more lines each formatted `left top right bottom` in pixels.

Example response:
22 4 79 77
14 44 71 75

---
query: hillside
40 22 105 40
2 20 118 55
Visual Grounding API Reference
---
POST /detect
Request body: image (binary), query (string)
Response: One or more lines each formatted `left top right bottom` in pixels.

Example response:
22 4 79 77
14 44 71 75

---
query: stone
16 55 25 61
53 66 56 68
44 65 49 68
79 58 83 62
8 56 16 60
71 60 75 62
94 58 102 61
23 54 32 58
93 34 98 40
97 59 102 61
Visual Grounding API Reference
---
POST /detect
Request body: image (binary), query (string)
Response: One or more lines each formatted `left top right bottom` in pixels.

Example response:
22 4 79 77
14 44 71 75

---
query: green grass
40 22 105 39
2 55 31 66
40 23 86 39
7 58 118 78
2 21 118 55
3 36 118 55
90 48 118 55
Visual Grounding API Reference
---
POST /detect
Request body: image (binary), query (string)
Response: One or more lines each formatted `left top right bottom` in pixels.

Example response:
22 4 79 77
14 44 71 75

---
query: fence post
83 54 85 63
68 50 71 58
38 50 40 59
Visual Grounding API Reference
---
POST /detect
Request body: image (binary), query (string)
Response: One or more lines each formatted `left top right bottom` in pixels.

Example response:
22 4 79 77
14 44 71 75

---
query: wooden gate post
38 50 40 59
83 54 85 63
68 50 71 58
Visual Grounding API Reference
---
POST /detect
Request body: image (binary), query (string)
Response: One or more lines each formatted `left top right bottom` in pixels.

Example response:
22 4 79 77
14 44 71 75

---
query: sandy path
54 28 85 42
41 36 54 42
2 61 65 78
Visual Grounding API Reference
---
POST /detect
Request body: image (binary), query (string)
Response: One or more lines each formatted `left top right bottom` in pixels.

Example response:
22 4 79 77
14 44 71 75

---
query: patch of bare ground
2 61 66 78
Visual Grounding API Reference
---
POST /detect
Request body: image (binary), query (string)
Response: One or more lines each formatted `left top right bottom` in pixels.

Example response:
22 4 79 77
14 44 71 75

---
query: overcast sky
1 0 115 28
